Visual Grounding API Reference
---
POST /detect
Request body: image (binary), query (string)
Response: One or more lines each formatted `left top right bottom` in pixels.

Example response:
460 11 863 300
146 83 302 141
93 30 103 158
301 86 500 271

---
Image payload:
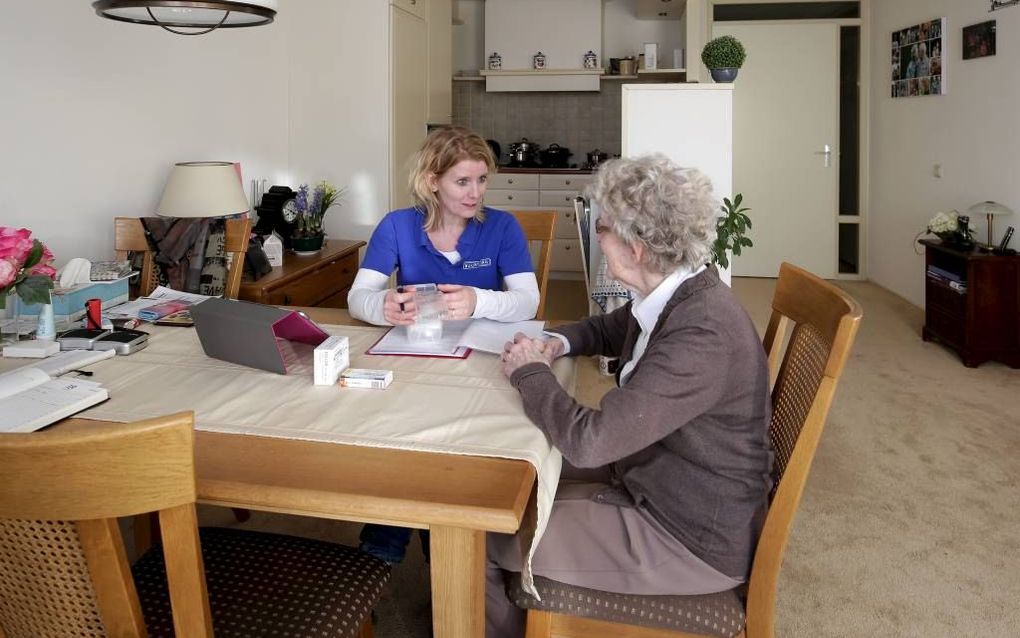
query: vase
710 67 739 83
291 234 325 255
1 290 22 346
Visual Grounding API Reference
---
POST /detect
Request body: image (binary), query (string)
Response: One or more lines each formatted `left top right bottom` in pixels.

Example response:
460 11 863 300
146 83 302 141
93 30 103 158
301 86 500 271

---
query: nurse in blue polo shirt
348 126 540 564
348 125 539 326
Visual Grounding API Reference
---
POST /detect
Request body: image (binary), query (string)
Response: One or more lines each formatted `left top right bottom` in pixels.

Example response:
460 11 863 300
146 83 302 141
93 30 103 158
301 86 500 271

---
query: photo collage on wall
891 17 946 98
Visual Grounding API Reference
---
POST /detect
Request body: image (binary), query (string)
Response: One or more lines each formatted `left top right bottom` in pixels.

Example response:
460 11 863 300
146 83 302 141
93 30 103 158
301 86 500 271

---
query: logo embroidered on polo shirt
461 258 492 270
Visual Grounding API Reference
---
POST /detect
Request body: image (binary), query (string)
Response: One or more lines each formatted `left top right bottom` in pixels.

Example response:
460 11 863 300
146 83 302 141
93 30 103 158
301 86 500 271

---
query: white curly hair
587 154 718 274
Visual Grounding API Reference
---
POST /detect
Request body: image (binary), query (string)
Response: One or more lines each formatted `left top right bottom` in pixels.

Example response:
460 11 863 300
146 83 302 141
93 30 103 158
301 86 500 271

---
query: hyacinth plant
0 227 57 309
293 180 345 238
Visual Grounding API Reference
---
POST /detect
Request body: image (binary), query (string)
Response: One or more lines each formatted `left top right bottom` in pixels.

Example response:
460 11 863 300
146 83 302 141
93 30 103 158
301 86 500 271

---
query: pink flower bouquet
0 227 57 309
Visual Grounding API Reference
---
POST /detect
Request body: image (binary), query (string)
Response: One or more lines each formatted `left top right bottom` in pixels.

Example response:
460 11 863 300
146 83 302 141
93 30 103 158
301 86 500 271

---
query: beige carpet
193 277 1020 637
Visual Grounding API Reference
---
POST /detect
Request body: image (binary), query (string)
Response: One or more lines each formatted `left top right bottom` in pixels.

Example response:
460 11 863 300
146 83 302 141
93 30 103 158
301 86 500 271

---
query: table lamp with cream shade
156 161 249 218
967 200 1013 247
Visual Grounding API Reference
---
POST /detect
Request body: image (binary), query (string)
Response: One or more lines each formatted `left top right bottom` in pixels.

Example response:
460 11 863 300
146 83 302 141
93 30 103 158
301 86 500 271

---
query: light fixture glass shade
157 161 250 218
967 200 1013 246
93 1 277 30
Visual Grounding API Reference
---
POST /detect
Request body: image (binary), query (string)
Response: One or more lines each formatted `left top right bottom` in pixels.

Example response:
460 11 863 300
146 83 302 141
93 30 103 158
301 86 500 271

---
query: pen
397 286 405 312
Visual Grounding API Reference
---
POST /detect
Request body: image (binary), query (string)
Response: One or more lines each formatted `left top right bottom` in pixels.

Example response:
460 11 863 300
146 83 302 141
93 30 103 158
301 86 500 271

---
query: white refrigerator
620 84 734 284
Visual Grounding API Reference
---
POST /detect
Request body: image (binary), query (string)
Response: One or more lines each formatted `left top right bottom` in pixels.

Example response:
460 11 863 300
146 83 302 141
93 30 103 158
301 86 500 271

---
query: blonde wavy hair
409 126 496 232
588 155 718 274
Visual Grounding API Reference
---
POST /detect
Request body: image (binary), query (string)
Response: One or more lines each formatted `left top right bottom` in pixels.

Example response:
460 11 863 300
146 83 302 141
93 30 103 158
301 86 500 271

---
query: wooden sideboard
919 238 1019 368
238 239 365 308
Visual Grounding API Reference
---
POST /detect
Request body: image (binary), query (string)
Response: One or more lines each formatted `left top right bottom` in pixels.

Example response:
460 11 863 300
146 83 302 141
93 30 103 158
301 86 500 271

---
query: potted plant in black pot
711 193 753 269
290 180 345 254
701 35 747 83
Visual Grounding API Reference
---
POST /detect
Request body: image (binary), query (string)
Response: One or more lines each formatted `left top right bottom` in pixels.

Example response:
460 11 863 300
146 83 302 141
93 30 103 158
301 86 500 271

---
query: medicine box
339 368 393 389
314 335 350 386
20 279 130 323
643 42 658 70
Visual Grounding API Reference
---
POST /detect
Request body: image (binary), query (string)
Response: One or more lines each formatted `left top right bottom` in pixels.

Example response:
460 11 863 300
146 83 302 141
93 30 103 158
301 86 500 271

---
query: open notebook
0 366 108 433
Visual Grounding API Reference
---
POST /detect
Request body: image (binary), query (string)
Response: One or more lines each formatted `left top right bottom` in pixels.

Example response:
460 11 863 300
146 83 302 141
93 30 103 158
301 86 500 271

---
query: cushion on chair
132 526 390 638
505 573 746 638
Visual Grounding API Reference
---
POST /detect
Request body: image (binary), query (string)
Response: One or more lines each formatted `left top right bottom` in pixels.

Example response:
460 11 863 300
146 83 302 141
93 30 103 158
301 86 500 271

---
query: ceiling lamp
93 1 277 36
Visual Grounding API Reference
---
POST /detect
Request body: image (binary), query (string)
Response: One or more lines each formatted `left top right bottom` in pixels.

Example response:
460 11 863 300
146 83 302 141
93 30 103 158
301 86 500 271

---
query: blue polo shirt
361 206 533 289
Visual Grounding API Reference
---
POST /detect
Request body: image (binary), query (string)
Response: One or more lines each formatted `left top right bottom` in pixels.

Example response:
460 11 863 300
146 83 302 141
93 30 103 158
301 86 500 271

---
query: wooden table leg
430 525 486 638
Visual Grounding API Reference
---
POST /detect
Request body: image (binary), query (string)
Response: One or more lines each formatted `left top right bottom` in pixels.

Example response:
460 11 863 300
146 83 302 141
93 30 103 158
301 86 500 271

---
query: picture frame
891 17 947 98
963 21 996 60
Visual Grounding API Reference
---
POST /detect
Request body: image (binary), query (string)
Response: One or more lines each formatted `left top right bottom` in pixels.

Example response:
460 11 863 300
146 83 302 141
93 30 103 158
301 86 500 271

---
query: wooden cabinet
919 238 1019 368
239 240 365 309
427 0 452 124
488 171 592 278
390 1 428 210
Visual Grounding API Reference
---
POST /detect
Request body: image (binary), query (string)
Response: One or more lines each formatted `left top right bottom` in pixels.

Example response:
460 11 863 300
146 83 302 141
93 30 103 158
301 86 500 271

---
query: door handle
814 144 832 168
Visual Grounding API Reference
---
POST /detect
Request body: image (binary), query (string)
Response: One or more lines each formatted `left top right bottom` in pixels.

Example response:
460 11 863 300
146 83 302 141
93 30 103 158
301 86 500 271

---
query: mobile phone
57 328 112 350
93 328 150 355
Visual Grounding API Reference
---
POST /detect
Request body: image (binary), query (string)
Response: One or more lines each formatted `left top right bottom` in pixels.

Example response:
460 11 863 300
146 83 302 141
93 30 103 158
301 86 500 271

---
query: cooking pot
508 137 540 165
618 57 637 76
585 149 612 168
540 143 572 168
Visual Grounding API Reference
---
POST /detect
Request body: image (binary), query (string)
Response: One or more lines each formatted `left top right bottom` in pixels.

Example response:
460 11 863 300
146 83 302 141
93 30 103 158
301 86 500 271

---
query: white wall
285 2 390 242
0 1 393 268
0 1 288 266
869 2 1020 307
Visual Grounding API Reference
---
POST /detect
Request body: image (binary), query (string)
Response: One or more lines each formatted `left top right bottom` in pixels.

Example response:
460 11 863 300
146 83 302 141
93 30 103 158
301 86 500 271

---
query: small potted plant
711 194 753 269
701 35 747 83
290 180 345 254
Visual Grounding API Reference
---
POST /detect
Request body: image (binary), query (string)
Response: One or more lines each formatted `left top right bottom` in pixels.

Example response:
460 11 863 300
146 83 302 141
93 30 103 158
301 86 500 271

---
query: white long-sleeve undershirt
347 268 540 326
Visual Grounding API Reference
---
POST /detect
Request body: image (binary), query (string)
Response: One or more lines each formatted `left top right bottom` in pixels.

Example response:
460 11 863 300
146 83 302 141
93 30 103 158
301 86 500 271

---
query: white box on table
313 335 349 386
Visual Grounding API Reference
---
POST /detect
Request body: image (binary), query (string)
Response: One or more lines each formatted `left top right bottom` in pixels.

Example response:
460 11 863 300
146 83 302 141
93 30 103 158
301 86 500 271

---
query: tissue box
20 279 130 323
314 335 350 386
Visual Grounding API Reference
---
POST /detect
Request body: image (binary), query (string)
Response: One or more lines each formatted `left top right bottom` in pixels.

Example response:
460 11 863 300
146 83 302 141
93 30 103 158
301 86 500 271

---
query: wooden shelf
638 68 686 75
479 68 605 77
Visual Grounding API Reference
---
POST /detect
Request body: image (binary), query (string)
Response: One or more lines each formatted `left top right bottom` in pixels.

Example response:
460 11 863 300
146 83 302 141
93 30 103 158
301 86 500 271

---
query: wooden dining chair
0 412 390 638
114 216 252 299
506 262 863 638
509 210 556 319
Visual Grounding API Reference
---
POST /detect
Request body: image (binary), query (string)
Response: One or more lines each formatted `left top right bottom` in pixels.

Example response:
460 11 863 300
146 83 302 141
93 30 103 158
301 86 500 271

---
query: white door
716 22 840 278
390 4 428 210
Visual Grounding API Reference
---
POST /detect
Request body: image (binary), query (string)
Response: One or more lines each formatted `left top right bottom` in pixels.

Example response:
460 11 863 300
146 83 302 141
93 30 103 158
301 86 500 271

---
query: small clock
253 185 297 248
282 197 300 223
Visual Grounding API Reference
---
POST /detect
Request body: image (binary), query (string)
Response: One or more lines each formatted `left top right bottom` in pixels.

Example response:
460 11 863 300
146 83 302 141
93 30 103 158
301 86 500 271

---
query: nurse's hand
438 284 477 320
383 287 417 325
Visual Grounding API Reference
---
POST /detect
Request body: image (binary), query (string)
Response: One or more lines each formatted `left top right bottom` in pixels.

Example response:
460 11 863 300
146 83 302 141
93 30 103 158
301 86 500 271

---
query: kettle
508 137 540 165
585 149 612 169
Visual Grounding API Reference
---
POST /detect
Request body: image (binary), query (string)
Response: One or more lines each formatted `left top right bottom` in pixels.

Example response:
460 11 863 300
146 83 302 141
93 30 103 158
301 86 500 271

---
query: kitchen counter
497 166 593 175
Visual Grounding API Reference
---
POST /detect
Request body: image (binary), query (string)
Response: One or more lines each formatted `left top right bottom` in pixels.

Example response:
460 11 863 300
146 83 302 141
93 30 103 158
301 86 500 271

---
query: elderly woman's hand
501 333 563 377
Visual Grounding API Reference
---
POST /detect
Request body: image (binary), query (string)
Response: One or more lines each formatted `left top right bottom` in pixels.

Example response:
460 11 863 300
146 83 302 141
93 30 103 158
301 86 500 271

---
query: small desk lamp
156 161 249 218
967 201 1013 247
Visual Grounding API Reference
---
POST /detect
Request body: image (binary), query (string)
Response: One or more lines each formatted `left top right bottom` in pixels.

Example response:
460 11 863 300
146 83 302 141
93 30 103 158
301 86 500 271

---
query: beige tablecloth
79 323 574 597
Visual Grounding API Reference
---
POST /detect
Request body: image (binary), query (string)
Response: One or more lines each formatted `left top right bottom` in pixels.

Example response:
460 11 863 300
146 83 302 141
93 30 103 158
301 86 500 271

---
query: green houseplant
290 180 345 253
701 35 747 83
712 194 753 269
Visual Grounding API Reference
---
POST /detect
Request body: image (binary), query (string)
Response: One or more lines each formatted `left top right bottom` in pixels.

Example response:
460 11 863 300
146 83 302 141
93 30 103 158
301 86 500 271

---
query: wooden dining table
53 307 611 637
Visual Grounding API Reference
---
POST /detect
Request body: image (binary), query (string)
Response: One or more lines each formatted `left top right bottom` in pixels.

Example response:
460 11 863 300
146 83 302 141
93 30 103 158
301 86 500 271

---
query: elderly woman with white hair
487 154 774 638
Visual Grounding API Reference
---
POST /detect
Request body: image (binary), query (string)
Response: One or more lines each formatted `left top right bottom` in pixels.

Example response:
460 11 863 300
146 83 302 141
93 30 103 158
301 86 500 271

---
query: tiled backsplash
452 80 624 166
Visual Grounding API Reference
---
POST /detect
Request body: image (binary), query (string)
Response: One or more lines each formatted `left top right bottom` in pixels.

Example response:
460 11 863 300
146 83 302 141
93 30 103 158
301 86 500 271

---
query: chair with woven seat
507 261 863 638
509 210 556 320
114 216 252 300
0 412 390 638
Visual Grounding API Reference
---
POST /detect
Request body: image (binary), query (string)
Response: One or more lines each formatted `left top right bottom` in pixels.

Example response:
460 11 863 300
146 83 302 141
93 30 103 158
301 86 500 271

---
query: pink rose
40 245 55 265
0 259 17 289
28 263 57 280
0 227 33 265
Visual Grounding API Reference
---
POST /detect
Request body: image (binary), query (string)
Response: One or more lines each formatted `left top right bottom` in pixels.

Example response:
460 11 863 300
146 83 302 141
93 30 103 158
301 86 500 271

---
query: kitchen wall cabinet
391 0 426 19
488 171 592 279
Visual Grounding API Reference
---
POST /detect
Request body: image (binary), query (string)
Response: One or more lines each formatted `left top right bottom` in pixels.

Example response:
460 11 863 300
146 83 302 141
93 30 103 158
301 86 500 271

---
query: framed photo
963 21 996 60
891 17 947 98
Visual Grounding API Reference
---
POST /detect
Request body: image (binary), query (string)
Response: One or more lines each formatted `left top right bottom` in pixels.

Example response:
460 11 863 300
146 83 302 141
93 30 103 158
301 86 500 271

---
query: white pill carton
314 335 350 386
339 368 393 389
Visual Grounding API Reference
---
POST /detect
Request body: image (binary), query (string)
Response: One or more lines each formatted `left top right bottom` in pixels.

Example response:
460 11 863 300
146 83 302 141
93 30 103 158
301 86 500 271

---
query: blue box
20 279 130 322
